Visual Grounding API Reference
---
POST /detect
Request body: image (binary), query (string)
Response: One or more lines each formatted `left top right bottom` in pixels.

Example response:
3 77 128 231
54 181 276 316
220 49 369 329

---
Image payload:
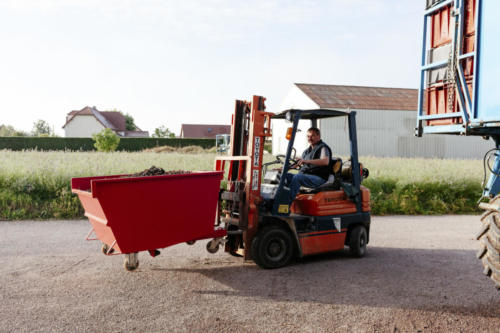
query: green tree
124 113 137 131
92 128 120 152
0 124 28 137
152 125 175 138
109 109 137 131
31 120 54 137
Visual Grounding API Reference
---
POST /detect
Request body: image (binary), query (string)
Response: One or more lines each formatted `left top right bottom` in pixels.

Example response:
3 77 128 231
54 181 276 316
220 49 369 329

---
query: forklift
212 96 371 268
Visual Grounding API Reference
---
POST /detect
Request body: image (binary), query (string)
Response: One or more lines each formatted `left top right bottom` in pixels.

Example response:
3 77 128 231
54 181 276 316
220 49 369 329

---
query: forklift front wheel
349 225 367 258
251 226 294 269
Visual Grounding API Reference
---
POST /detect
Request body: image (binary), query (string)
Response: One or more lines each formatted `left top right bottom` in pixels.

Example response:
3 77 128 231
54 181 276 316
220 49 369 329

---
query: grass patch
0 150 484 220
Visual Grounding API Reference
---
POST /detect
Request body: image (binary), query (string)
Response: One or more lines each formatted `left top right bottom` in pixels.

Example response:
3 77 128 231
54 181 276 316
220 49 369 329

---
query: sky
0 0 425 136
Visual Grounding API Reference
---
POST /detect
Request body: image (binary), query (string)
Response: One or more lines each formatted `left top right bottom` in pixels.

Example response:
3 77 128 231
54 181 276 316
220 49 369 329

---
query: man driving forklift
284 127 332 208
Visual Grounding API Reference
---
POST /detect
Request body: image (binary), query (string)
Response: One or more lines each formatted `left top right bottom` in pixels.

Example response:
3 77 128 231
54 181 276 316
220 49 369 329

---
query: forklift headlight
285 111 293 123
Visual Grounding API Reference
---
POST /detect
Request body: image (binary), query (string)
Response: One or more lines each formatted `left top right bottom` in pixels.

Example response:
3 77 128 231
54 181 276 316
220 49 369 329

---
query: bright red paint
72 172 225 254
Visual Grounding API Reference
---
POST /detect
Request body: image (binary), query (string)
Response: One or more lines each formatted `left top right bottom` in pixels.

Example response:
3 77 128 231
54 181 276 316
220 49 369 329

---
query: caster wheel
124 253 139 271
206 240 219 254
101 244 114 255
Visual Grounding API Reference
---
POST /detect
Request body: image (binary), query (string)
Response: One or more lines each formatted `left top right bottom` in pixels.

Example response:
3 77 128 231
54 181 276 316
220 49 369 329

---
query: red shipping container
464 0 477 36
425 77 473 126
431 5 452 48
426 0 476 125
425 83 462 126
462 34 475 76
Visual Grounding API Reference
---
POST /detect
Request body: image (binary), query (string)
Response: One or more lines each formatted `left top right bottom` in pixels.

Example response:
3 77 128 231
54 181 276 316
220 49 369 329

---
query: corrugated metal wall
319 109 493 159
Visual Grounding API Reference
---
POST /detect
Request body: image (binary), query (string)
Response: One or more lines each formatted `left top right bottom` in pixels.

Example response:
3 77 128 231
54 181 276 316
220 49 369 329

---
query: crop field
0 150 485 219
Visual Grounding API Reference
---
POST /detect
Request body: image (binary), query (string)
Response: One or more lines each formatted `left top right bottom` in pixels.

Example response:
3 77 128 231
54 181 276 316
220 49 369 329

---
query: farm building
180 124 230 139
272 83 493 159
63 106 149 138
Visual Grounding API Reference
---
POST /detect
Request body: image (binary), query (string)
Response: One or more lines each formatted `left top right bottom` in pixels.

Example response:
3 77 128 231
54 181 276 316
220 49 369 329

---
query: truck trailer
417 0 500 288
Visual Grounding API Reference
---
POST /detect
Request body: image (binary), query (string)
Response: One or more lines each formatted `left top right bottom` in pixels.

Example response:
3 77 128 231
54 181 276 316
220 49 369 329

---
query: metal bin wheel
206 240 220 254
124 253 139 271
101 243 115 255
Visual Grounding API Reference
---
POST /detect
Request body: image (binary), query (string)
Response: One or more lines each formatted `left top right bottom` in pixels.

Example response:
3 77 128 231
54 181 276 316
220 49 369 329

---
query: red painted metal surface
425 78 473 126
464 0 477 36
291 187 370 216
299 230 347 256
431 5 453 48
425 0 476 125
71 171 224 254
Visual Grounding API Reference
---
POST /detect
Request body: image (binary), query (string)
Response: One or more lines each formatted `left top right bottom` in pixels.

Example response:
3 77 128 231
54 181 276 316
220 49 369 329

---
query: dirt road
1 216 500 332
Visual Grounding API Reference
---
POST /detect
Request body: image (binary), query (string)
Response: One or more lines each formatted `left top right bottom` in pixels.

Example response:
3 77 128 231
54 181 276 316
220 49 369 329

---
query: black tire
349 225 367 258
124 257 139 271
124 261 139 271
251 226 294 269
206 240 219 254
101 244 114 255
478 196 500 289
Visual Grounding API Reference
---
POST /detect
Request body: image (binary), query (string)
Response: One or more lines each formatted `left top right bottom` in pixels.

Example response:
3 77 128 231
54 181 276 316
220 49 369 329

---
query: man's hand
298 157 329 167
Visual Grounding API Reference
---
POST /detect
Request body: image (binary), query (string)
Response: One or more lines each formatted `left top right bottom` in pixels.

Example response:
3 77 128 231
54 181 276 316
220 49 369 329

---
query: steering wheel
275 154 299 168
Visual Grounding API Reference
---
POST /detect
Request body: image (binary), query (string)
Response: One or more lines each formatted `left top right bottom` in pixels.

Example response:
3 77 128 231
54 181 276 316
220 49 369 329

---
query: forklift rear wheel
186 240 196 245
349 225 367 258
251 226 294 269
101 244 114 255
124 253 139 271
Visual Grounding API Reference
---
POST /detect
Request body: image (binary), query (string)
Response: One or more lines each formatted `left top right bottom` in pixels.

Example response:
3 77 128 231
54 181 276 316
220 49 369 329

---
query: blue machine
417 0 500 198
419 0 500 288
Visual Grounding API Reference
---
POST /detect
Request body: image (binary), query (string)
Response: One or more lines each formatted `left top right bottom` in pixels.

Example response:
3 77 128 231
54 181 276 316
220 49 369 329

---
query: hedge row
0 137 216 151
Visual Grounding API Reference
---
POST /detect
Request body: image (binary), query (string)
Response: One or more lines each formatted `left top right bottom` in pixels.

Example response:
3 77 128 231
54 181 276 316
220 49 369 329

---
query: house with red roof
180 124 230 139
63 106 149 138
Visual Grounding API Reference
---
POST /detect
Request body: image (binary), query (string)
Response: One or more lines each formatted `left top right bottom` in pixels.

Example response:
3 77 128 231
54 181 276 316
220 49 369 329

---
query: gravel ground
1 216 500 332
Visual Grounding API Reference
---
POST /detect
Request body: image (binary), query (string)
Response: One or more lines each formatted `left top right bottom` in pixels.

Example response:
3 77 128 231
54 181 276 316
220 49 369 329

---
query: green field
0 150 485 219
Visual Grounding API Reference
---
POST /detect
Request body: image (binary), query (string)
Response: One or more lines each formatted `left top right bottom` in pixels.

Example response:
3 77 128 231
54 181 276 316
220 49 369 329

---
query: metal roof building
180 124 230 139
272 83 492 159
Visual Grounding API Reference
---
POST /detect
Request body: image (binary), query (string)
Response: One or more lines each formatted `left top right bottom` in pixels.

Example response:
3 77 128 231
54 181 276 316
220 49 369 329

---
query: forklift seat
299 174 342 194
299 158 343 194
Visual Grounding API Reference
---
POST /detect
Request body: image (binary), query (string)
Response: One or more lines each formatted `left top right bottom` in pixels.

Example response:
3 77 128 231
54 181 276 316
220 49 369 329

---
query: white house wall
64 115 106 137
272 85 320 155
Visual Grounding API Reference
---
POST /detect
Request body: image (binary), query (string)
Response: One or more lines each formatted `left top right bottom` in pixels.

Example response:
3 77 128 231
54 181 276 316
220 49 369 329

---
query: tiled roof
101 112 126 131
63 106 127 131
180 124 230 139
295 83 418 111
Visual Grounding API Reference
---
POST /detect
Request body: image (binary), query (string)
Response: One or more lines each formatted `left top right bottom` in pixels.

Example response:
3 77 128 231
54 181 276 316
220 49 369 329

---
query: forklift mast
214 96 273 258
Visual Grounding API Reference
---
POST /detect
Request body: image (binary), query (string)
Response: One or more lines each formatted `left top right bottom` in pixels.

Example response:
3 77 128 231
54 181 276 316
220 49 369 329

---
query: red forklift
72 95 370 271
212 96 371 268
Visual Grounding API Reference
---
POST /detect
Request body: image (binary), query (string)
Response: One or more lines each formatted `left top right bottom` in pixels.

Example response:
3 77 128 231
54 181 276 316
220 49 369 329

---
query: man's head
307 127 321 146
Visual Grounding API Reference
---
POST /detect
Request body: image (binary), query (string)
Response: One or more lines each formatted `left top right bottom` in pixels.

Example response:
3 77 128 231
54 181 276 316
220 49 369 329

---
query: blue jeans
285 172 327 205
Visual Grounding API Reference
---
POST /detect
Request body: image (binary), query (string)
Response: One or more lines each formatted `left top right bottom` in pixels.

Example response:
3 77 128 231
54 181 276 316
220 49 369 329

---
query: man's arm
297 156 329 166
297 146 330 166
